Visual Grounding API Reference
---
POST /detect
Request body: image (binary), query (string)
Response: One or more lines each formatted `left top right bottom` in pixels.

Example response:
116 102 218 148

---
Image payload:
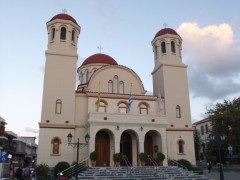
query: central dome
50 13 78 25
81 53 118 66
154 28 179 38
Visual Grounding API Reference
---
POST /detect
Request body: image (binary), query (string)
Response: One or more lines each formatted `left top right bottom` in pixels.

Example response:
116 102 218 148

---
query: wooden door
144 133 153 157
95 131 110 166
120 132 132 165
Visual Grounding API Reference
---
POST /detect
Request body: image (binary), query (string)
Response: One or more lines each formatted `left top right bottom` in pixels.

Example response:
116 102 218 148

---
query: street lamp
67 132 90 180
210 133 226 180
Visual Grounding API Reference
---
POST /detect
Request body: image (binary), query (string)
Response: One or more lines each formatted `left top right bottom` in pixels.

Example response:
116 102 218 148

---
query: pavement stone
203 169 240 180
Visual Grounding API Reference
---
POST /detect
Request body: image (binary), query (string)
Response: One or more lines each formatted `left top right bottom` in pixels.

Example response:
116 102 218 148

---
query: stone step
77 166 211 180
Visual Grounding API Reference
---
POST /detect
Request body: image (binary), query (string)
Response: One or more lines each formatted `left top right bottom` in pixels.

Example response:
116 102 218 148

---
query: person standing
207 161 212 173
16 166 23 180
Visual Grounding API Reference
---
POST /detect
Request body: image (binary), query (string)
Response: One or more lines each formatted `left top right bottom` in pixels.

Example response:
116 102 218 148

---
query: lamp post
67 132 90 180
210 133 225 180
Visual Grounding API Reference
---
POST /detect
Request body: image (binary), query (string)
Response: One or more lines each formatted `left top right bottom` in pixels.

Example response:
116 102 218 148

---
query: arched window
178 140 185 154
138 102 149 115
79 72 83 84
60 27 66 40
113 75 118 93
176 105 181 118
55 99 62 114
96 99 108 112
119 81 124 94
118 101 128 114
108 80 113 93
51 137 61 155
71 30 75 42
86 70 89 83
171 41 176 53
155 46 158 56
51 28 55 40
161 42 166 53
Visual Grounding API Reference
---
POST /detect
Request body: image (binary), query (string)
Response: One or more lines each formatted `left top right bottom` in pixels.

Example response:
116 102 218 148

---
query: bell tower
151 28 195 164
151 28 191 127
38 13 80 166
40 13 80 125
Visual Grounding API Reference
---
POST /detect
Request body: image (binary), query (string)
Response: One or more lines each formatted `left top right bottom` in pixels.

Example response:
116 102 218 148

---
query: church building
37 13 196 168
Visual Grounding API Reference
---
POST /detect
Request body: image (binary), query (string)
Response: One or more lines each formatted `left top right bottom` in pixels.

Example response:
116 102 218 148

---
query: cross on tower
62 8 67 14
163 23 168 28
97 46 103 53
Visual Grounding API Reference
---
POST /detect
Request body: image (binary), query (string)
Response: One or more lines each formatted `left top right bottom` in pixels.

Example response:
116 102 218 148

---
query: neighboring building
0 117 37 178
37 13 196 168
193 118 212 160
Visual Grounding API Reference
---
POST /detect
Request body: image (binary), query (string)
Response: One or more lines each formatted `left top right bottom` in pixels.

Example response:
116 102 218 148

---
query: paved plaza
203 169 240 180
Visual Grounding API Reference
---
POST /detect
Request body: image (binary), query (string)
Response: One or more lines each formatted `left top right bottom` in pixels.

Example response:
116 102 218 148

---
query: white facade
37 13 196 168
193 118 212 160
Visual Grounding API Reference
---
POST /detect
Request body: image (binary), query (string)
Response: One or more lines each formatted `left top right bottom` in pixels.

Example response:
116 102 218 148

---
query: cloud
87 0 120 25
25 127 38 134
177 22 240 100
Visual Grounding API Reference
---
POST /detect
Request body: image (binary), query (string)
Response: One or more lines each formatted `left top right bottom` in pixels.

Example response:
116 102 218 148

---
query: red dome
154 28 178 38
50 13 78 25
82 53 118 66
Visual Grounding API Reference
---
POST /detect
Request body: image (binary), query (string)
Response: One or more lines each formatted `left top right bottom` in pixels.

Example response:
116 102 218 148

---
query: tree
206 97 240 158
194 129 201 160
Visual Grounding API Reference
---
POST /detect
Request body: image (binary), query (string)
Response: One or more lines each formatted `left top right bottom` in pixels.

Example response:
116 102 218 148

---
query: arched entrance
120 132 132 165
144 132 153 157
95 131 110 166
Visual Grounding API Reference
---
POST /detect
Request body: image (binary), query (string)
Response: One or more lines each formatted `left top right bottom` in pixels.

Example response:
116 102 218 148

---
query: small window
176 105 181 118
171 41 176 53
205 124 208 133
71 30 75 42
55 99 62 114
118 102 127 114
119 81 124 94
96 99 107 112
155 46 158 56
113 75 119 93
139 102 149 115
52 137 61 155
51 28 55 40
178 140 184 154
108 80 113 93
79 72 83 84
161 42 166 53
60 27 66 40
201 125 204 135
86 70 89 83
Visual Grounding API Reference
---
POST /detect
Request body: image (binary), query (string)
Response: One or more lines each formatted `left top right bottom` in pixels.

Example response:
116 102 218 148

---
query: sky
1 0 240 141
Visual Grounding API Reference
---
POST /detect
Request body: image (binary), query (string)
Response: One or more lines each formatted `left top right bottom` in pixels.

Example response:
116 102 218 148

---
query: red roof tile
82 53 118 66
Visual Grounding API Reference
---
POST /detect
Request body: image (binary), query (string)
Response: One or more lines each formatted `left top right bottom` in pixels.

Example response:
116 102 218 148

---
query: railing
57 158 89 179
168 159 188 170
147 155 158 166
123 155 131 167
123 155 136 178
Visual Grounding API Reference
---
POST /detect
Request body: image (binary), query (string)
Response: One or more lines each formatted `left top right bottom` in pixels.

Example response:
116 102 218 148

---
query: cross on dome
97 46 103 53
163 23 168 28
62 8 67 14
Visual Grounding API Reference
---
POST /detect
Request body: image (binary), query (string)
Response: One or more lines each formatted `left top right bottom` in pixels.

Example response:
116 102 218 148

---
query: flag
97 82 101 111
128 85 133 112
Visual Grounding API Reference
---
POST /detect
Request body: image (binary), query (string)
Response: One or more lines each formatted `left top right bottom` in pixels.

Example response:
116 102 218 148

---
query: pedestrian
207 160 212 173
23 166 31 180
16 166 23 180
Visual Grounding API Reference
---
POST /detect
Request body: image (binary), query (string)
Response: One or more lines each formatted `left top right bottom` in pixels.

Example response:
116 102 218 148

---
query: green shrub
113 152 123 162
177 159 193 170
54 161 70 177
90 151 98 161
35 163 49 180
139 152 148 162
156 152 165 162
